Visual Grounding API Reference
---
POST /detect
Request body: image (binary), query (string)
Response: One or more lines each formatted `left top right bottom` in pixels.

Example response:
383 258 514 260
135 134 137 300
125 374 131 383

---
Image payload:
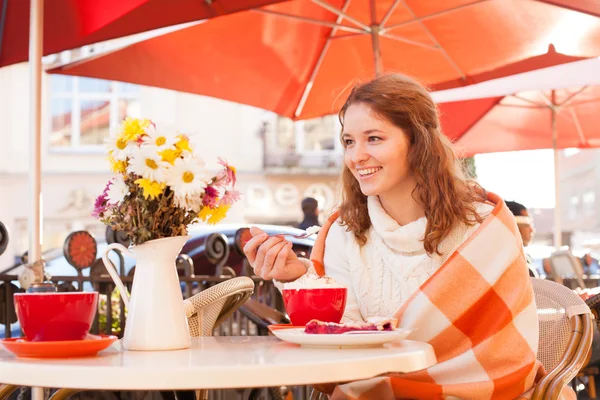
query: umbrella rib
566 98 600 107
0 0 7 62
381 0 490 33
295 0 354 118
568 107 587 145
509 94 548 108
380 0 403 27
330 32 367 40
380 32 439 50
253 9 366 34
311 0 371 31
397 0 466 79
496 104 546 109
557 86 589 109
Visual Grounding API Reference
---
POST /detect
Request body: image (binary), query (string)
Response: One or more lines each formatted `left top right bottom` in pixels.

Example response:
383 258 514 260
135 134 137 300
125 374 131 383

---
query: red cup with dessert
282 274 347 326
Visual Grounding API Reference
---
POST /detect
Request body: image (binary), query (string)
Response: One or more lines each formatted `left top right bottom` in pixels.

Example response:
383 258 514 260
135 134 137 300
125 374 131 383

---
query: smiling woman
244 73 547 400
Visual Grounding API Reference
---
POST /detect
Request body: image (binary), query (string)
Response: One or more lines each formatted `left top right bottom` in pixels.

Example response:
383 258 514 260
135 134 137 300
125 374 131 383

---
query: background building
0 47 344 270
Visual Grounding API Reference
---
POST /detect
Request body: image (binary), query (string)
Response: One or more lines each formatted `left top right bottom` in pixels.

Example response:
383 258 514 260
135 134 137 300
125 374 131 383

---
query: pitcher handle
102 243 133 308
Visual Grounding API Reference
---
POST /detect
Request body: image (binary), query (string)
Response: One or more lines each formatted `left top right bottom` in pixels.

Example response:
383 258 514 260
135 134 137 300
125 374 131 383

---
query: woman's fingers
253 236 284 276
260 240 289 278
266 242 293 280
242 228 268 265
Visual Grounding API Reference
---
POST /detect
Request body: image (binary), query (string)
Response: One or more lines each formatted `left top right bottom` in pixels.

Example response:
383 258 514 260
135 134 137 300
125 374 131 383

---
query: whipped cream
283 273 345 290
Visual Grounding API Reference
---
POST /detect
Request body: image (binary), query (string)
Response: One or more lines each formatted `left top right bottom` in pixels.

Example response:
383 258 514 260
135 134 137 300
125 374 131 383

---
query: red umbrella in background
49 0 600 120
434 57 600 247
0 0 288 67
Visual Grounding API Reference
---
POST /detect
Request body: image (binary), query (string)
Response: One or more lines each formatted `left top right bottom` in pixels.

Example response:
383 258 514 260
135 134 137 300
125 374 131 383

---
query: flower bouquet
93 117 241 245
92 117 241 351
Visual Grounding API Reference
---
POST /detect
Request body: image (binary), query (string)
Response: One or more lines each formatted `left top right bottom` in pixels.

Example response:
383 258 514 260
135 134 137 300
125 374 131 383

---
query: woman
244 74 542 399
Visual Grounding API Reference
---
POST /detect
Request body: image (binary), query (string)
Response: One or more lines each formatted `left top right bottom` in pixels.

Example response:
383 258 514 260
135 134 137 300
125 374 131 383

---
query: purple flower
220 190 242 206
202 186 219 208
92 180 112 218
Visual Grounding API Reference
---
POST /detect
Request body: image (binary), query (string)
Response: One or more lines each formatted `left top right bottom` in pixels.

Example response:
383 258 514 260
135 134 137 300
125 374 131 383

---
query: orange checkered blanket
310 192 544 399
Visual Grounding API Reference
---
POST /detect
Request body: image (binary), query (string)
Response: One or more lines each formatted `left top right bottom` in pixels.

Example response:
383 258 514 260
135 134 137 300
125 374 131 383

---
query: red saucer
0 334 118 358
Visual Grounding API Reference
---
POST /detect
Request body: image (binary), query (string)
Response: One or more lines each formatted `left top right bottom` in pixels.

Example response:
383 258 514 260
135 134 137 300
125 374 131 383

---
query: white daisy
107 176 129 204
127 144 170 183
166 157 209 201
142 124 177 151
105 135 132 161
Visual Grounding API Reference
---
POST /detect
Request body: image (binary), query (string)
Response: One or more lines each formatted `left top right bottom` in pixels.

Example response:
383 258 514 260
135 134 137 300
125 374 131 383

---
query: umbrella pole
369 0 382 76
29 0 43 282
551 90 562 249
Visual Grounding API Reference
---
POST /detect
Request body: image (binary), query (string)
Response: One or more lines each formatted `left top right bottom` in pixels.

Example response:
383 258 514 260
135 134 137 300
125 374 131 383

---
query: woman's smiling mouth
357 167 382 179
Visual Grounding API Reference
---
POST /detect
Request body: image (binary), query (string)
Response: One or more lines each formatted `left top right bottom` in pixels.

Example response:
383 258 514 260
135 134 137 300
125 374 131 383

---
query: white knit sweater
300 197 494 323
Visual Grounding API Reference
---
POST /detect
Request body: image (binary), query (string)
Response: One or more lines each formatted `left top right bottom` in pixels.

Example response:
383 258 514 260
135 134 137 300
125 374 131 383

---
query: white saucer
272 328 411 348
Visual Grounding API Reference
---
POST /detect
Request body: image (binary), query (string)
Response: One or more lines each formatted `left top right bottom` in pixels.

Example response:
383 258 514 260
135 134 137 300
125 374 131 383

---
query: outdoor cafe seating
0 226 599 399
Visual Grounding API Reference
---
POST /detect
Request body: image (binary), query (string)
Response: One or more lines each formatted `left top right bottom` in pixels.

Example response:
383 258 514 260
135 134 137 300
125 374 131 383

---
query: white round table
0 336 436 399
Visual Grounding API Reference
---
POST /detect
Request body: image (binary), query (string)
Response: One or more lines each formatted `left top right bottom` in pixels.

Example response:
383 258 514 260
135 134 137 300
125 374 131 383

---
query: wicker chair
530 278 593 399
311 278 594 400
0 277 255 400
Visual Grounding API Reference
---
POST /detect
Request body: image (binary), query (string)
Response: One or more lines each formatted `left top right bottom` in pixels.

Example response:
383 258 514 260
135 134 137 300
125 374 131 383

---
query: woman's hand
243 227 308 282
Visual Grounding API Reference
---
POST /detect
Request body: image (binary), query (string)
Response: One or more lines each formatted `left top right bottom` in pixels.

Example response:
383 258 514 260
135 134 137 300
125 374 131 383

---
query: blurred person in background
506 200 539 277
296 197 320 231
581 252 600 275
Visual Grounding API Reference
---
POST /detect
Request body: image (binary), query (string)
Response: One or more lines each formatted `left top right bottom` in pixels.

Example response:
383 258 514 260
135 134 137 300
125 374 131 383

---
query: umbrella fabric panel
0 0 287 67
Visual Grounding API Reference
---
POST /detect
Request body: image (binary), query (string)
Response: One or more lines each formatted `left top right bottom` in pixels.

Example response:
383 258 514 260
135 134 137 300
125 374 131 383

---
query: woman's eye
344 139 354 146
368 136 382 142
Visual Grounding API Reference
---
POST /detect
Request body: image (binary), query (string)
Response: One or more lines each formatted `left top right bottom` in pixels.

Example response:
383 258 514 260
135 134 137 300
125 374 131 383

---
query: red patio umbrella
435 57 600 247
49 0 600 120
0 0 288 67
8 0 286 283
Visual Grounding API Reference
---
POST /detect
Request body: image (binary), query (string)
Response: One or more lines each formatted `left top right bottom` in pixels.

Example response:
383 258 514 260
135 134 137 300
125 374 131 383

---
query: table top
0 336 436 390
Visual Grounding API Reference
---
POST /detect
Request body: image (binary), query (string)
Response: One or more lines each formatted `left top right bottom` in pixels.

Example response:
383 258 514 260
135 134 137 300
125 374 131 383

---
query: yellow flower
108 154 127 173
159 148 182 165
207 205 230 225
121 118 150 142
175 135 191 152
198 206 212 222
134 178 165 200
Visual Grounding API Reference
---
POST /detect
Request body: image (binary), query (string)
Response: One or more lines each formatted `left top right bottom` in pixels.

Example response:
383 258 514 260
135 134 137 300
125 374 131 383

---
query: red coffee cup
282 287 347 326
14 292 99 342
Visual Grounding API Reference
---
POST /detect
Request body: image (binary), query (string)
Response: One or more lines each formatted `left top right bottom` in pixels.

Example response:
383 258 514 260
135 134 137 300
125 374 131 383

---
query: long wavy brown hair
338 73 486 255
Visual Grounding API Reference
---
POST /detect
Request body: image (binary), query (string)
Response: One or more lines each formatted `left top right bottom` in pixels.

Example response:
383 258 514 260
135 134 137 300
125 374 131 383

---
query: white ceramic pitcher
102 235 191 351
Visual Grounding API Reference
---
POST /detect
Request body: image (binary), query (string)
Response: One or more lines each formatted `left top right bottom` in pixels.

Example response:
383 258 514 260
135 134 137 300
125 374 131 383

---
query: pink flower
92 181 112 218
202 186 219 208
217 157 237 188
220 190 242 206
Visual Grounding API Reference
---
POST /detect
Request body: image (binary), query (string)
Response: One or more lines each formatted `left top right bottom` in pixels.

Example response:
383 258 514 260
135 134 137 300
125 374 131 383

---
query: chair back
531 278 594 399
184 276 254 337
548 250 586 289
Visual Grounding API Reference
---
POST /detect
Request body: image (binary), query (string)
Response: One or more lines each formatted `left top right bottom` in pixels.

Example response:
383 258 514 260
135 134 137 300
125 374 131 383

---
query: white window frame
49 77 140 153
275 115 343 156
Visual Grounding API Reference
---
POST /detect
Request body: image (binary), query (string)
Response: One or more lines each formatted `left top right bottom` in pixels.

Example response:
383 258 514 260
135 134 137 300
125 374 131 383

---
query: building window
568 196 579 220
50 76 141 149
583 190 596 215
275 115 342 154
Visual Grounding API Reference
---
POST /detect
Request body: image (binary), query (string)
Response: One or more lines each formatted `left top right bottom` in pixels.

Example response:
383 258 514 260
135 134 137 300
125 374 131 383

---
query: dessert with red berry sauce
305 317 398 334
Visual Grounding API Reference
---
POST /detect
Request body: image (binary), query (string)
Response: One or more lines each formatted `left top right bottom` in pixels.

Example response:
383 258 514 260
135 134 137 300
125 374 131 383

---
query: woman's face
342 103 415 200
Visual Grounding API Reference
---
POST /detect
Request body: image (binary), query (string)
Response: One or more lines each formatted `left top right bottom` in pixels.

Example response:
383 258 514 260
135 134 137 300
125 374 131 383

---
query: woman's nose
351 143 369 164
